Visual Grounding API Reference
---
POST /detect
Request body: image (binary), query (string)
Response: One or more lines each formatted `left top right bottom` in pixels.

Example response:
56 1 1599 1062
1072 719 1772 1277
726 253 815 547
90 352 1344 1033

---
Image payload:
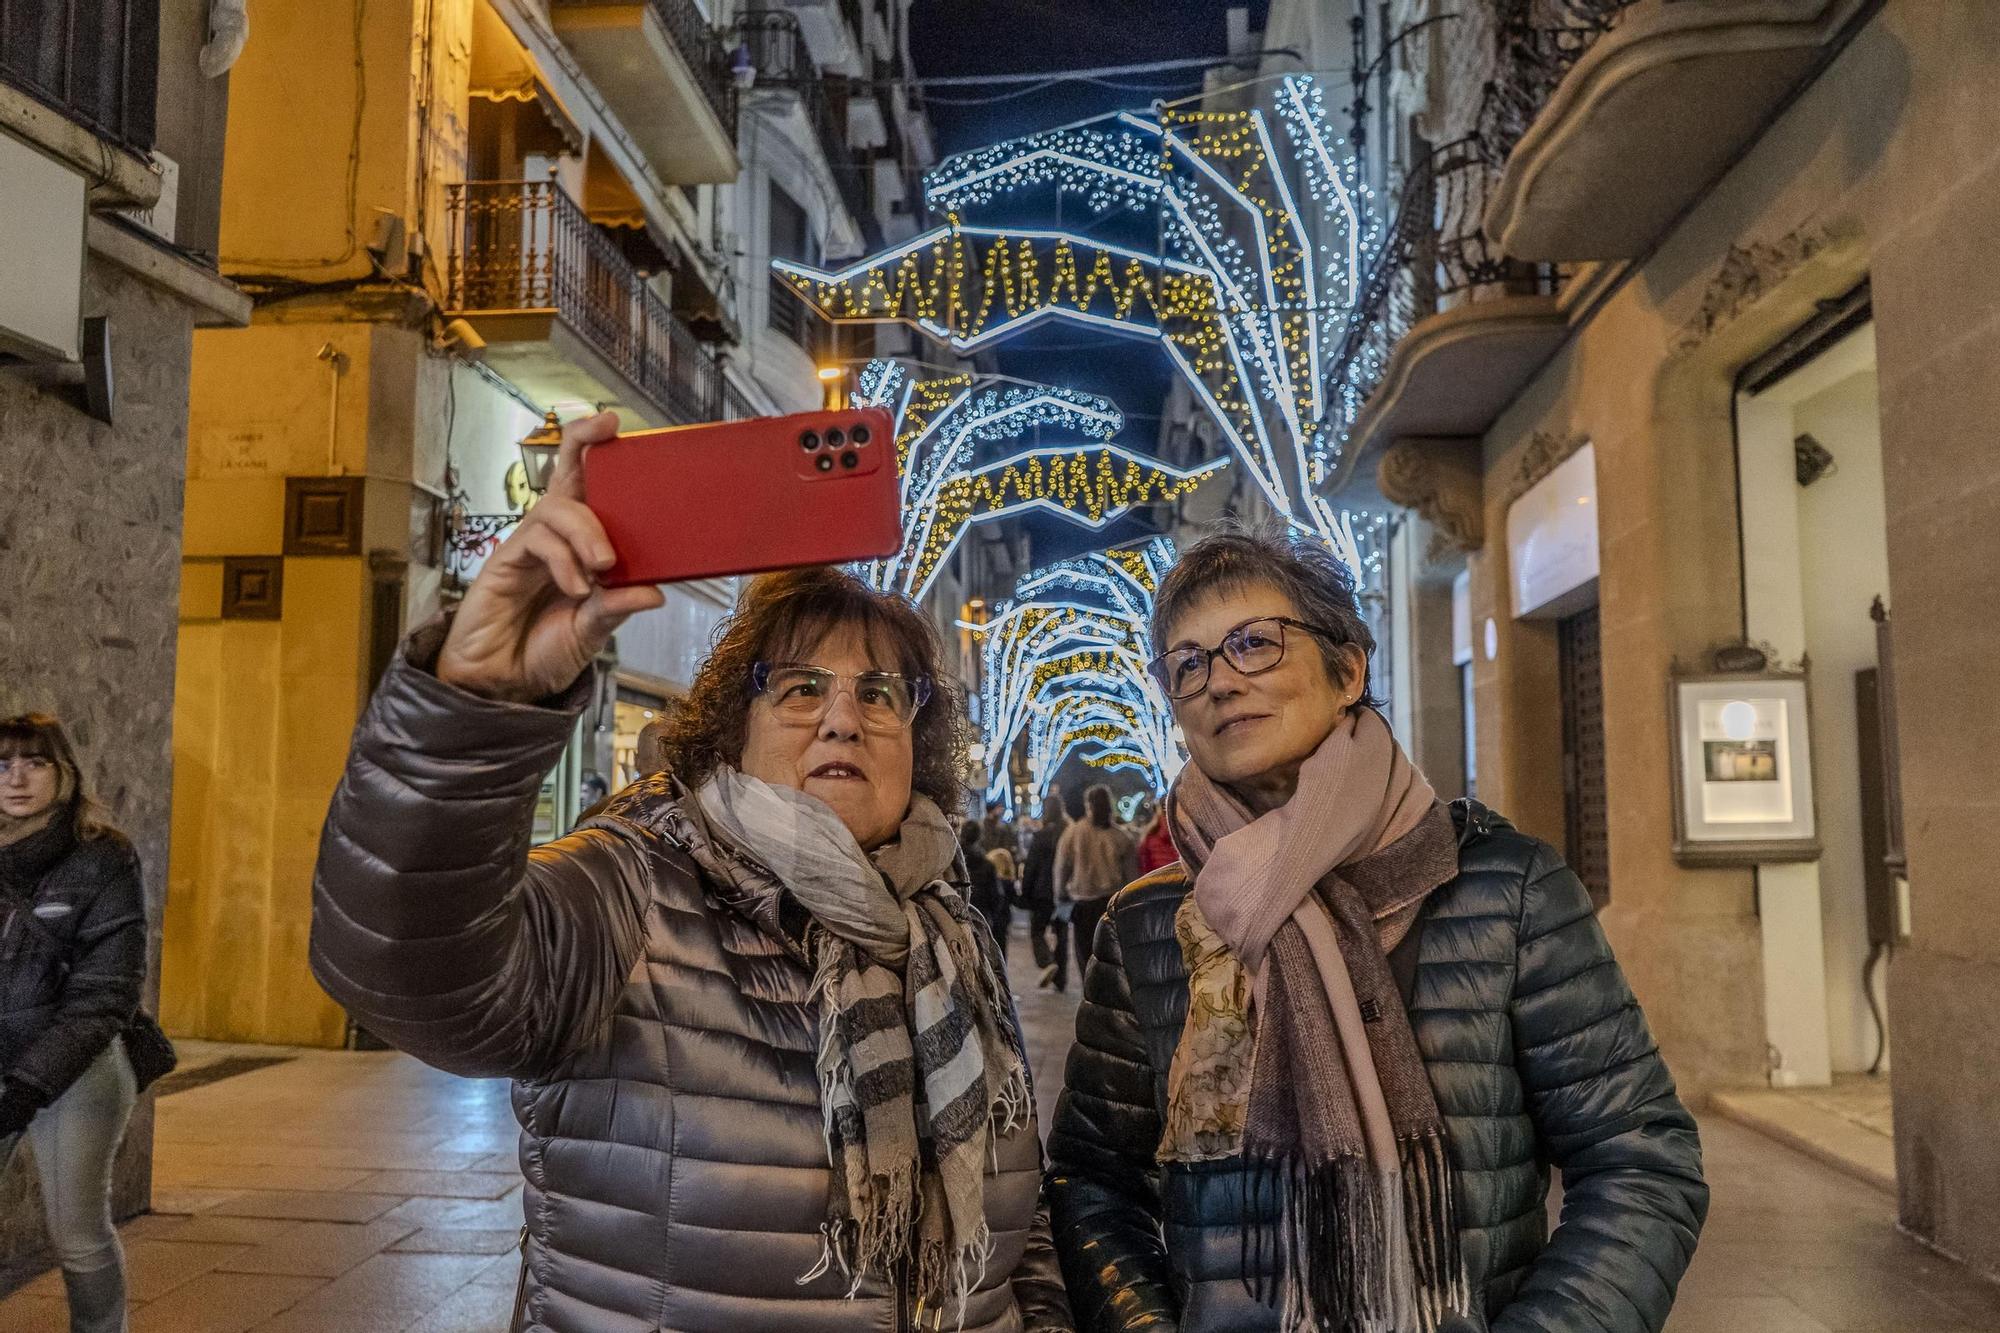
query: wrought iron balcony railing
553 0 737 138
1482 0 1646 155
735 11 877 239
445 179 721 426
0 0 159 152
1329 136 1555 416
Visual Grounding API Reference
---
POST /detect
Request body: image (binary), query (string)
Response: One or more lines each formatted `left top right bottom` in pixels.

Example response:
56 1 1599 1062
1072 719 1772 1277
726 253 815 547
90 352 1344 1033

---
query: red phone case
582 408 902 587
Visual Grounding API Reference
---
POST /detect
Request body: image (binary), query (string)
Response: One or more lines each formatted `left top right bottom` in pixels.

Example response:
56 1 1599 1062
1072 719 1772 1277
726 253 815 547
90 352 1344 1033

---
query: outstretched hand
437 411 665 703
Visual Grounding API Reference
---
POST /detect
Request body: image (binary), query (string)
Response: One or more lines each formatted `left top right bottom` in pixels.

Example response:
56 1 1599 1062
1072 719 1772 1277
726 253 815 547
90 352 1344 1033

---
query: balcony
735 11 879 245
445 179 722 428
1483 0 1875 261
550 0 739 184
1325 137 1568 510
0 0 160 204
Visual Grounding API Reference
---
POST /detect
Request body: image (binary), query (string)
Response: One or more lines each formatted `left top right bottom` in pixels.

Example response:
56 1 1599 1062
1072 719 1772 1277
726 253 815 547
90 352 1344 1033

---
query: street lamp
518 410 563 494
817 364 845 410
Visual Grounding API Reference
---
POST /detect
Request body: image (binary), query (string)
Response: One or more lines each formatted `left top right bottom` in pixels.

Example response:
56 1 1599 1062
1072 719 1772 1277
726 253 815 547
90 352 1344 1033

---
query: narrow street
2 926 1997 1332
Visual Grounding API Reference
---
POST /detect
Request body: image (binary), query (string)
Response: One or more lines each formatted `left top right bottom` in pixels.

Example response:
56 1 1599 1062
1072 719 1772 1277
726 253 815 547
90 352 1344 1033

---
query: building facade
1336 0 2000 1279
0 0 251 1277
163 0 938 1047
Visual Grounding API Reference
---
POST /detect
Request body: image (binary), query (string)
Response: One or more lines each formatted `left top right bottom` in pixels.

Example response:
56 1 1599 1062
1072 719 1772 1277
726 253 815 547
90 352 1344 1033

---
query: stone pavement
2 922 1998 1331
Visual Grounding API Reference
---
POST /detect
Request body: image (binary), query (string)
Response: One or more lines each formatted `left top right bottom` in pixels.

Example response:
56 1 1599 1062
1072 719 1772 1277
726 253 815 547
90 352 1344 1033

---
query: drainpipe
317 342 351 475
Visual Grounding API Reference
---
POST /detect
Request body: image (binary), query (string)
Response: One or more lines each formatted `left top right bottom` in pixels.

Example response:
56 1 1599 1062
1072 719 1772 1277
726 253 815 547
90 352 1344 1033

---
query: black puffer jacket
0 819 145 1108
1047 801 1706 1333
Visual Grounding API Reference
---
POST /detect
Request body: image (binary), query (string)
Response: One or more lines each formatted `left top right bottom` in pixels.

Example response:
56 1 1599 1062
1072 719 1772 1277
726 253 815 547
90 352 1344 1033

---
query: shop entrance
1735 318 1902 1087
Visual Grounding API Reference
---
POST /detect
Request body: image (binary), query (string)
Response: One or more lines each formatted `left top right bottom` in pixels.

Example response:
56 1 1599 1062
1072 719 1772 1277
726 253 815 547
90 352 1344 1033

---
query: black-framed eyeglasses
1146 616 1340 701
751 662 932 732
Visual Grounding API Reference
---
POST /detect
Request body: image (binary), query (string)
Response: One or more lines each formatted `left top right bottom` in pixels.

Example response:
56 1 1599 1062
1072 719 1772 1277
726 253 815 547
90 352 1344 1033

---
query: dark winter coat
967 842 1006 927
0 818 145 1108
311 623 1071 1333
1046 801 1707 1333
1022 817 1067 909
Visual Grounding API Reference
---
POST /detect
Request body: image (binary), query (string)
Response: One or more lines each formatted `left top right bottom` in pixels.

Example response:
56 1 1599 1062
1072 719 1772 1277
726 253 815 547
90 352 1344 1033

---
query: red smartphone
582 408 901 587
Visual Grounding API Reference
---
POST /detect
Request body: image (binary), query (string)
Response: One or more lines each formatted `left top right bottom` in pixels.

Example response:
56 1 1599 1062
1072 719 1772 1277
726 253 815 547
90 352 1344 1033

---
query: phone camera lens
825 427 846 448
851 424 872 445
800 431 821 452
815 454 835 473
840 450 860 470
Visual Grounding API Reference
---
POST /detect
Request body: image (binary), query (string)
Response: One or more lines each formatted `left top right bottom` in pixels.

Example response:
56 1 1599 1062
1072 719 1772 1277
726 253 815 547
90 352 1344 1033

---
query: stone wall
1866 0 2000 1282
0 257 197 1277
1444 8 2000 1260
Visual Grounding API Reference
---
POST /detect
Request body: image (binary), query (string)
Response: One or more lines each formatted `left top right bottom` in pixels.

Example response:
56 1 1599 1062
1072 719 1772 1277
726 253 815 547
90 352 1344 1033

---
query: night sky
907 1 1272 567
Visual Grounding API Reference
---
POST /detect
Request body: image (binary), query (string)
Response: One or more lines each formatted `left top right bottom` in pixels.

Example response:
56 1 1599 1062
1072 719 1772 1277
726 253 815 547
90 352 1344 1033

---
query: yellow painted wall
164 0 487 1047
163 554 369 1047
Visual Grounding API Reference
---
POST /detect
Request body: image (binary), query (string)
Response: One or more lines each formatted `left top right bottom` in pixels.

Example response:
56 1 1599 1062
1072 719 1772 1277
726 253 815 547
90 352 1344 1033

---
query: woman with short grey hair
1047 529 1706 1333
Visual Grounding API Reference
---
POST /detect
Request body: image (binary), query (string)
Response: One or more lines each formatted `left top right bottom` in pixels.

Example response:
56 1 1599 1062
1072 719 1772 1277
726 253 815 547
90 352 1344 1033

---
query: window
768 182 820 349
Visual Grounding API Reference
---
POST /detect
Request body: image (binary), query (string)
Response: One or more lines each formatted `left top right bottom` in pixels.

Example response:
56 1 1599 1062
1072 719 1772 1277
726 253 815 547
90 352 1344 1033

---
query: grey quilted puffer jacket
311 626 1071 1333
1047 801 1707 1333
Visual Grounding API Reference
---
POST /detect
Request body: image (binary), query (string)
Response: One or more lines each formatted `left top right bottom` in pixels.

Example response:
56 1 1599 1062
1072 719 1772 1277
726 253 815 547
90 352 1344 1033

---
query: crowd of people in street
3 410 1709 1333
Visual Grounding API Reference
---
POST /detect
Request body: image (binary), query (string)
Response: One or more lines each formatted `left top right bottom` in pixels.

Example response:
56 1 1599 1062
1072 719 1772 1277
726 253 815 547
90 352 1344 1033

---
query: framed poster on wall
1669 668 1820 866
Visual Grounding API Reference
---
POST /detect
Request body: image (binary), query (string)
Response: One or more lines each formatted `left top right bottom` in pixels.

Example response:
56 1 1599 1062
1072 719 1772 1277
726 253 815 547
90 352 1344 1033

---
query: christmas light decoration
850 360 1227 601
970 538 1183 815
774 76 1389 574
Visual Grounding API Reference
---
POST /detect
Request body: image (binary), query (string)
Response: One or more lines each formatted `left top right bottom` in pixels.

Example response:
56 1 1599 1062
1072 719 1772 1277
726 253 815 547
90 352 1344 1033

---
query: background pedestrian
1020 786 1069 989
1051 785 1136 992
0 714 147 1333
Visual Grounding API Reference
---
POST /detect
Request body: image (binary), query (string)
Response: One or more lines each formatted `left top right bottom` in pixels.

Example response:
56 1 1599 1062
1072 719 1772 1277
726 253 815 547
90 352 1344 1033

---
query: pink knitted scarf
1161 707 1469 1332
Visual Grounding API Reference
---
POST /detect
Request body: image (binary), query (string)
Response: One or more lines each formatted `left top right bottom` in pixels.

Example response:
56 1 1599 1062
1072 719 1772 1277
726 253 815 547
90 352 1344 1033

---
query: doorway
1736 321 1898 1085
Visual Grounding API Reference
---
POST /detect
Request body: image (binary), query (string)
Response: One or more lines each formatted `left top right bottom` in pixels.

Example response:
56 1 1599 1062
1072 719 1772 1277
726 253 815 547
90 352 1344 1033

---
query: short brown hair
1149 528 1383 709
655 568 973 814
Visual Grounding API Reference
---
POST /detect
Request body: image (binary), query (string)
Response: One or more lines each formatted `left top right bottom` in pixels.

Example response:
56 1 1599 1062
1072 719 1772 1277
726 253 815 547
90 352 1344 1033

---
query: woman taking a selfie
1 715 146 1333
311 413 1068 1333
1046 531 1706 1333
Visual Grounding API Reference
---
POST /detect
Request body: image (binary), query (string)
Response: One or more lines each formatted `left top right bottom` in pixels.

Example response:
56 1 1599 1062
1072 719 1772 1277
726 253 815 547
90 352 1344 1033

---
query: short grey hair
1149 528 1383 709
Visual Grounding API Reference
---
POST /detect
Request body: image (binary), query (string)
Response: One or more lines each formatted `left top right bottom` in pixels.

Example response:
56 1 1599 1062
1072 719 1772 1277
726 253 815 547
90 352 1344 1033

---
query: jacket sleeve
1492 847 1709 1333
309 627 655 1082
1046 903 1178 1332
4 838 146 1103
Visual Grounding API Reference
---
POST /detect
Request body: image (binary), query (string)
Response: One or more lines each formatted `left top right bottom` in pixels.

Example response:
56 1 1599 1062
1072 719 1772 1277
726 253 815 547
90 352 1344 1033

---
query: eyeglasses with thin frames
1146 616 1341 701
750 663 932 732
0 757 54 780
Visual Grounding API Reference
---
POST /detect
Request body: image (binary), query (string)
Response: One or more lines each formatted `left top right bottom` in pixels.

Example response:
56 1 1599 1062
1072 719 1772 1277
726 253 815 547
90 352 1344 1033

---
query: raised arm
310 626 658 1081
311 411 667 1082
1493 846 1708 1333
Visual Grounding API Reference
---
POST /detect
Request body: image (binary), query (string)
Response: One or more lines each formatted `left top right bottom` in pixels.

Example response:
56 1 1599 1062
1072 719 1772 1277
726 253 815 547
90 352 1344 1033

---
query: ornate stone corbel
1377 436 1485 555
1671 219 1862 355
1500 428 1589 509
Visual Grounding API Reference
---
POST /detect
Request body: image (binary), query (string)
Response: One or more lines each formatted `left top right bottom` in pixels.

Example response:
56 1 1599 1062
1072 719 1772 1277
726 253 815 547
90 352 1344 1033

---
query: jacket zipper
894 1256 911 1333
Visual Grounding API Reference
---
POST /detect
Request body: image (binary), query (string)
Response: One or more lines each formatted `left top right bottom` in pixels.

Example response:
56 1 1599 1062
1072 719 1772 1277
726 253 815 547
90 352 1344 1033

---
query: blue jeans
0 1038 136 1333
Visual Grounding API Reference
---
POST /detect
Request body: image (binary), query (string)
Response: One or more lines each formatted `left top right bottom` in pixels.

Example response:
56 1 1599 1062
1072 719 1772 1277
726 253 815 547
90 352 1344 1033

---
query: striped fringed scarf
675 768 1030 1323
1159 708 1471 1333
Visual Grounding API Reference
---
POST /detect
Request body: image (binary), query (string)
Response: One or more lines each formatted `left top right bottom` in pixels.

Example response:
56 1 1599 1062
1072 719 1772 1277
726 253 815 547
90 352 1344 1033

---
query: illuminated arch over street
852 360 1226 600
971 538 1183 814
778 77 1381 558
